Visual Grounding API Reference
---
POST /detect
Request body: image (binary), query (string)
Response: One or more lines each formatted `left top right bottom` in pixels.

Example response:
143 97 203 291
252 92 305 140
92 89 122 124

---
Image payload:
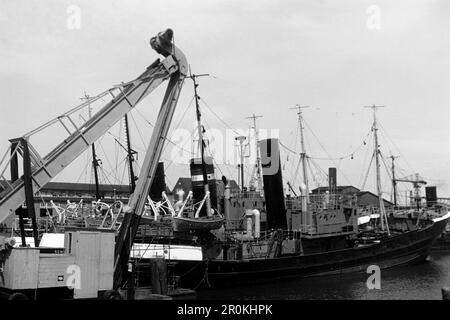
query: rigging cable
357 133 373 188
279 124 373 186
302 120 353 185
306 158 319 189
132 97 196 157
279 140 301 156
76 156 92 184
161 95 195 154
378 122 416 173
200 98 241 136
308 157 329 183
129 111 148 151
97 140 119 184
361 152 375 191
379 151 394 198
379 151 393 182
288 126 299 182
307 129 372 161
201 112 235 181
164 126 197 172
114 118 123 185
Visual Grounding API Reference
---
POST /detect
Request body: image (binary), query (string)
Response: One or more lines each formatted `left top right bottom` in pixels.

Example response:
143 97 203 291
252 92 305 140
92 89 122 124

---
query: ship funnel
190 157 218 217
150 162 166 202
328 167 337 194
425 186 437 207
259 138 287 230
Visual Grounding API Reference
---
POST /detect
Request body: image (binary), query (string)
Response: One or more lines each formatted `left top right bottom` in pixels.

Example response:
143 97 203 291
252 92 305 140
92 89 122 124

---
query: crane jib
0 32 187 227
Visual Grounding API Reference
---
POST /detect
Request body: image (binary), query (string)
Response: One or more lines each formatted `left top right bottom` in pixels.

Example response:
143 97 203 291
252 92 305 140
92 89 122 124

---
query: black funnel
149 162 166 202
425 186 437 207
259 138 287 230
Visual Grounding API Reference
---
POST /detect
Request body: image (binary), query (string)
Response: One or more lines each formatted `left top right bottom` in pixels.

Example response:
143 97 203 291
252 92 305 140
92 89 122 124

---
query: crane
394 173 427 207
0 29 188 289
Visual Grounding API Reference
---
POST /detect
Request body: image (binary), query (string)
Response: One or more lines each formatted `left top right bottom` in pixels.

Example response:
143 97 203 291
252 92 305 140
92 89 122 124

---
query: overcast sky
1 0 449 201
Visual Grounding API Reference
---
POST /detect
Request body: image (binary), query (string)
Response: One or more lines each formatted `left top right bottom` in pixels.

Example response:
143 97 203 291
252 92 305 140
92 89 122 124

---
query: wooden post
151 259 160 294
442 287 450 300
151 258 168 295
21 138 39 247
10 140 26 247
160 259 168 295
127 261 135 300
223 178 230 229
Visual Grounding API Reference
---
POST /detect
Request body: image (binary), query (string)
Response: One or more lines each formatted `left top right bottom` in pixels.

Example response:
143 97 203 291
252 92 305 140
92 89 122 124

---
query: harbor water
196 252 450 300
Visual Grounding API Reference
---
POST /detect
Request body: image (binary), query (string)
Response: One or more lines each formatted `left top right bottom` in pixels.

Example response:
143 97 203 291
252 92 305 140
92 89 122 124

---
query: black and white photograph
1 0 450 310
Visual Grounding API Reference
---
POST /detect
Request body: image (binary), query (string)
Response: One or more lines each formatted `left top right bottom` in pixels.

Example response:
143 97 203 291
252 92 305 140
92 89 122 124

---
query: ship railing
436 198 450 204
280 229 303 240
359 205 399 214
359 206 380 214
311 194 357 209
432 199 450 210
359 204 448 223
223 225 364 244
285 197 301 209
232 191 264 200
296 223 359 236
286 194 357 211
390 198 450 211
225 226 357 241
11 217 50 237
297 224 318 234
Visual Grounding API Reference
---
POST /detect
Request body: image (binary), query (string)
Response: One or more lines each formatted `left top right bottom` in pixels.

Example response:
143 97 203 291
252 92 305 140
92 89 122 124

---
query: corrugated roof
42 182 130 193
171 177 240 194
356 191 394 205
311 186 360 193
0 180 130 193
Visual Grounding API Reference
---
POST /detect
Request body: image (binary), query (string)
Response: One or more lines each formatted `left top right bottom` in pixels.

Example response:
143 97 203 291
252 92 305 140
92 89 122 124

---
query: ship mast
246 114 263 194
82 92 101 200
390 155 399 207
124 114 136 194
289 105 310 203
189 71 212 216
365 105 390 235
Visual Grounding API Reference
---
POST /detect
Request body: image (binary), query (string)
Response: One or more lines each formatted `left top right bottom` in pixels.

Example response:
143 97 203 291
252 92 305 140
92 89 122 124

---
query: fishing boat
174 215 449 289
156 106 450 289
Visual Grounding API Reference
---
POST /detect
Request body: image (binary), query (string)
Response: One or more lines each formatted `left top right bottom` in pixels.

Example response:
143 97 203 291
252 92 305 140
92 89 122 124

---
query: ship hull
171 216 224 231
170 216 448 289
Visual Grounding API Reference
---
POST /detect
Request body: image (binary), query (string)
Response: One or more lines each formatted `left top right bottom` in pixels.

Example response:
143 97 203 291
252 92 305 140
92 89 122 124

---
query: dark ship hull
170 215 449 289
